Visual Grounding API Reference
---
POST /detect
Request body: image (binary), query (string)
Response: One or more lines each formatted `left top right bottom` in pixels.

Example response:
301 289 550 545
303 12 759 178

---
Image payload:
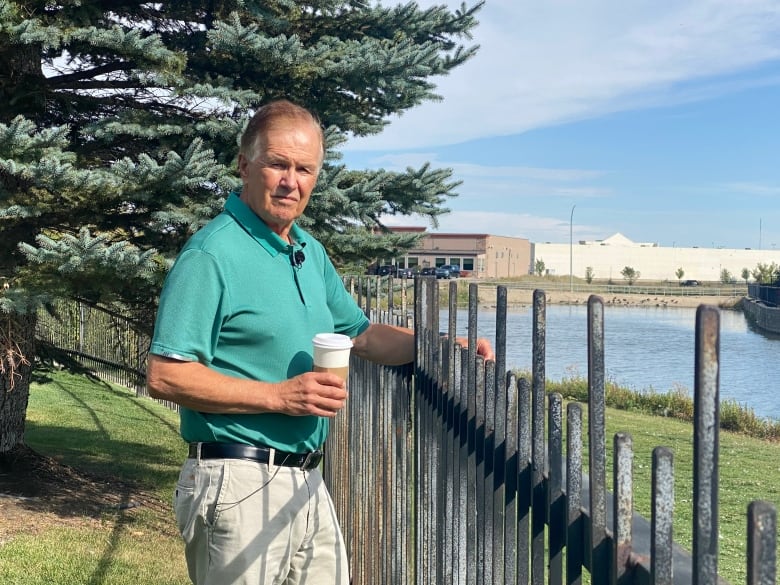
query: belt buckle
301 449 323 470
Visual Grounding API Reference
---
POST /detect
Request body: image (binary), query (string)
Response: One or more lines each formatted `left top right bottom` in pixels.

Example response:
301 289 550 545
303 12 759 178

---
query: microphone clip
291 242 306 269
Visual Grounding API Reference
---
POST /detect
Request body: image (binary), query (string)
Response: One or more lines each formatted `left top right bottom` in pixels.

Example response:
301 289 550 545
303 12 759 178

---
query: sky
342 0 780 250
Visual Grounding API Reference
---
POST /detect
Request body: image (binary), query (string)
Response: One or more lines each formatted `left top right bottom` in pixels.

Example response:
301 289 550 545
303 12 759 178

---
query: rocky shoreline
479 289 743 310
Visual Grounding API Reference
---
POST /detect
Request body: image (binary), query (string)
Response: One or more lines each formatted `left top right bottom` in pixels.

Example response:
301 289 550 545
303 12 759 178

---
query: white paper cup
312 333 353 382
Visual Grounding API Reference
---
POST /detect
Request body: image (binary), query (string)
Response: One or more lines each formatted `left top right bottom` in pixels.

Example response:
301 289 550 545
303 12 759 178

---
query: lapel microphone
292 242 306 268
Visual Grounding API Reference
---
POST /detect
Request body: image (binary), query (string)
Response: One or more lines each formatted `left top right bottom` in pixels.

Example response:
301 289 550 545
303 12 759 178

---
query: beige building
533 233 780 282
387 228 532 278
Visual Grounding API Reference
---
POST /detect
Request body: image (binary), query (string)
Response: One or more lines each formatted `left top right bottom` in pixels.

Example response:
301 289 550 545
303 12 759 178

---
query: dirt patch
0 444 172 544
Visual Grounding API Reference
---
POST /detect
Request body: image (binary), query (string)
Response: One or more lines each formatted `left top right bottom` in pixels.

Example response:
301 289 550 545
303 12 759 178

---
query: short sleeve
149 249 228 364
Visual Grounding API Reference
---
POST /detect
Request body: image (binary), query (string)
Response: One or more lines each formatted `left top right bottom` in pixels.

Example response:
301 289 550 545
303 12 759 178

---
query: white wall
532 243 780 282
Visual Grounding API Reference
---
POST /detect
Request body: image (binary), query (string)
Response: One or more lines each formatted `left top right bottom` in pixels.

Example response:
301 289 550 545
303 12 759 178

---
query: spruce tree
0 1 481 451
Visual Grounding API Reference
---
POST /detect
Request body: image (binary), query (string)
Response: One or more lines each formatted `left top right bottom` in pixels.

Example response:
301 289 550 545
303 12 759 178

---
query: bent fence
37 280 777 584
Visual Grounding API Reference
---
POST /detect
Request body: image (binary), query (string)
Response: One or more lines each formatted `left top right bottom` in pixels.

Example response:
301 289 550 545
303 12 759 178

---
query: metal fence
36 280 778 584
747 283 780 307
36 300 148 394
324 277 777 585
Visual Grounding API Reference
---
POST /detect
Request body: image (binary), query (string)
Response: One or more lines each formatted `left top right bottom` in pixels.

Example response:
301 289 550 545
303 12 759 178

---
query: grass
1 368 190 585
3 367 779 584
595 407 780 584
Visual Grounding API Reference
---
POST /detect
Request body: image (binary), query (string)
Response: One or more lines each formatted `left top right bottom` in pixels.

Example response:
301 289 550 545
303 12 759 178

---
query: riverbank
479 288 742 309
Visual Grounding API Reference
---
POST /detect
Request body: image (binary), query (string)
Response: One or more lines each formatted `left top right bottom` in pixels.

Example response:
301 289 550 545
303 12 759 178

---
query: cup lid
312 333 353 349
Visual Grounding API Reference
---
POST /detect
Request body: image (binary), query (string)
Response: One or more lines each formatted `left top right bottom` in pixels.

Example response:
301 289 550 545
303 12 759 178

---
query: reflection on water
442 305 780 421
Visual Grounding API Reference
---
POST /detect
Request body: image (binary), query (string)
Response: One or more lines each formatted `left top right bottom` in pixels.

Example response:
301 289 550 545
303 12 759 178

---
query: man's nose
279 166 297 185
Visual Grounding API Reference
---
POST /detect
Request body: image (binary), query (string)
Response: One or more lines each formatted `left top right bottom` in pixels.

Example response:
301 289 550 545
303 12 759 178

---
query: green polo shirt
149 193 370 452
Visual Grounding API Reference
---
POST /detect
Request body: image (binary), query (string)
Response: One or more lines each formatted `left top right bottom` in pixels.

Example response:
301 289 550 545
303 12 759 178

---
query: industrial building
533 233 780 282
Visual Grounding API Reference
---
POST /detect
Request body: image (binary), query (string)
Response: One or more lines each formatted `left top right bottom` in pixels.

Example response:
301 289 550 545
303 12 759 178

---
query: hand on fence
451 336 495 362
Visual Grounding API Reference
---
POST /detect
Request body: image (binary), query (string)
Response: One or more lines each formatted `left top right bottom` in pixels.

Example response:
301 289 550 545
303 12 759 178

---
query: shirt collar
224 192 308 256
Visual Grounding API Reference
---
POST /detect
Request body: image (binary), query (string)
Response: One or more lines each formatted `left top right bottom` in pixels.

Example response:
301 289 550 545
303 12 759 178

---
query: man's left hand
453 336 495 362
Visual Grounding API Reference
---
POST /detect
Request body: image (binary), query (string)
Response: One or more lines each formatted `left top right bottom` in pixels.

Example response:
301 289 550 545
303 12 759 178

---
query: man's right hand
274 372 348 418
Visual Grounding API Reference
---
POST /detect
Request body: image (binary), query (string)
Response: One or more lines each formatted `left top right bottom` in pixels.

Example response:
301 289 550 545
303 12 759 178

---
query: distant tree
720 268 734 284
534 259 546 277
621 266 640 285
585 266 594 284
751 262 780 284
675 267 685 283
741 267 751 285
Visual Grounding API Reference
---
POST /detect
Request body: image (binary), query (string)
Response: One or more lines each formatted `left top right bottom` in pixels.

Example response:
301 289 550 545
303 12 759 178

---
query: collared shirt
150 193 369 452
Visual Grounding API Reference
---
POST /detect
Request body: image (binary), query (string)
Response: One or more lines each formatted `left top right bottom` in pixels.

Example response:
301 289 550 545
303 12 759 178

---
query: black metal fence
37 280 778 585
747 283 780 307
36 300 148 394
324 277 777 585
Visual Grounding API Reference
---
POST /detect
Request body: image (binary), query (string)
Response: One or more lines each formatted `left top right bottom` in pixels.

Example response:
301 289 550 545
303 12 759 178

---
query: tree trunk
0 313 36 453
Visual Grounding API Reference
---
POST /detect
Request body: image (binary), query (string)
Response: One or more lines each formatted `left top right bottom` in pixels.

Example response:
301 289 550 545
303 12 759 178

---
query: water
442 305 780 421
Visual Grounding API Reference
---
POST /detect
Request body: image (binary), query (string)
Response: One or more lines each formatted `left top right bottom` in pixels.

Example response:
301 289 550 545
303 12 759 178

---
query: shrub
514 370 780 441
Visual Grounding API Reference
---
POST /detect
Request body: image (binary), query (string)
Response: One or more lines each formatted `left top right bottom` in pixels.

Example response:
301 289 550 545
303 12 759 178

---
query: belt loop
268 447 277 471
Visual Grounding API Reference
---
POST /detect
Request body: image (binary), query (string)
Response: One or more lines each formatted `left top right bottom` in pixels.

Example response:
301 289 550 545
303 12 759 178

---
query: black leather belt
188 442 323 470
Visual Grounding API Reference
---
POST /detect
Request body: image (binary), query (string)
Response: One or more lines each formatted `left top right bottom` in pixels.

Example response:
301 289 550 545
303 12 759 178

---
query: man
147 99 494 585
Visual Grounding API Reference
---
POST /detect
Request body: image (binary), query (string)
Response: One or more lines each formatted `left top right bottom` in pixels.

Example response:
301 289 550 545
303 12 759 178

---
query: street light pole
569 204 576 292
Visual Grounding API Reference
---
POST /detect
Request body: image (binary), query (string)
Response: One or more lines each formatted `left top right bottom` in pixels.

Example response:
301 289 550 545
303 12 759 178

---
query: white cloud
721 182 780 197
359 152 612 203
370 153 607 181
348 0 780 150
380 209 605 242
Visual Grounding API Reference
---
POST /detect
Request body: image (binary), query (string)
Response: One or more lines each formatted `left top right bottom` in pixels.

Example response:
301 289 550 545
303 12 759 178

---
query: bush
514 370 780 441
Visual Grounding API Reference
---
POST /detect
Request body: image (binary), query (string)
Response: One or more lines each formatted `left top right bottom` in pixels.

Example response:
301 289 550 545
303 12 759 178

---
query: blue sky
342 0 780 250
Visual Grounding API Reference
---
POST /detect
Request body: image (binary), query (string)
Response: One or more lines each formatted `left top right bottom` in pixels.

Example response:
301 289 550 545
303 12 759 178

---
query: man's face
238 119 322 237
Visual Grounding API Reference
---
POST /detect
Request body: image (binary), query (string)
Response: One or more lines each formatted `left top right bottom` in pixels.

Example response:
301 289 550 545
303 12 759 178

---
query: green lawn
1 367 778 584
2 368 190 585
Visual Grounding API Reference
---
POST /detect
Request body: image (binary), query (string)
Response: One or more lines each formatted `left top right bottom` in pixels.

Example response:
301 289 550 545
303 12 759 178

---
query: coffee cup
312 333 353 382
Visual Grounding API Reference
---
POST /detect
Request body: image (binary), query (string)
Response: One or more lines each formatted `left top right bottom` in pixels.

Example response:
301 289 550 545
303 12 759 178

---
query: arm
351 323 495 365
351 323 415 365
146 354 348 418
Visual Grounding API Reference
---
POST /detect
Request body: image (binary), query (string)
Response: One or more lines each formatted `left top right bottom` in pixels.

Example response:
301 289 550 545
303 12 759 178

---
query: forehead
258 118 323 159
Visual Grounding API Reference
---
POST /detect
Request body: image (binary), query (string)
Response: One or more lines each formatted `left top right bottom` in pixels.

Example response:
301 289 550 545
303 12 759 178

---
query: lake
442 305 780 421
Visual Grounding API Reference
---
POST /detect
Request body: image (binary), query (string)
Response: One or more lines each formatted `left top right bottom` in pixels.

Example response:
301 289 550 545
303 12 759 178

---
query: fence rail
37 281 778 584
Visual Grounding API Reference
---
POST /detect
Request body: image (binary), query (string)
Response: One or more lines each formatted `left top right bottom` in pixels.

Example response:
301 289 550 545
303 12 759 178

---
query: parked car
680 279 700 287
434 266 452 279
395 267 414 278
419 267 436 277
439 264 461 278
375 265 396 276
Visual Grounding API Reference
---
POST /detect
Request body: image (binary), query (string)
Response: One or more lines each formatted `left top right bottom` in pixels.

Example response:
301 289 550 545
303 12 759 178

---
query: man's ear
238 154 249 180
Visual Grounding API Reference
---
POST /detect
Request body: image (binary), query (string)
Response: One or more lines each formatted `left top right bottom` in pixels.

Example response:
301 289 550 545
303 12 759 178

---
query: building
533 233 780 282
385 228 532 278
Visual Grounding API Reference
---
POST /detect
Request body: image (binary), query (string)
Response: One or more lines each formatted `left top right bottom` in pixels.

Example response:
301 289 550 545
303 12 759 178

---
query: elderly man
147 99 494 585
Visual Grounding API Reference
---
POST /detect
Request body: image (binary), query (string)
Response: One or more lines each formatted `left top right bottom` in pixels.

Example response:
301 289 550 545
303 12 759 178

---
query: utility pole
570 204 576 292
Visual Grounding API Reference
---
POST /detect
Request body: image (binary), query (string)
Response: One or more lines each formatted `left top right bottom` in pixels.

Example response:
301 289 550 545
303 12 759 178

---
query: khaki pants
174 456 350 585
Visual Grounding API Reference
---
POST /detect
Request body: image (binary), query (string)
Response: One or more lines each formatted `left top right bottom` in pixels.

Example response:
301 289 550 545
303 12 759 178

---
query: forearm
146 355 349 417
351 323 415 366
146 355 280 414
